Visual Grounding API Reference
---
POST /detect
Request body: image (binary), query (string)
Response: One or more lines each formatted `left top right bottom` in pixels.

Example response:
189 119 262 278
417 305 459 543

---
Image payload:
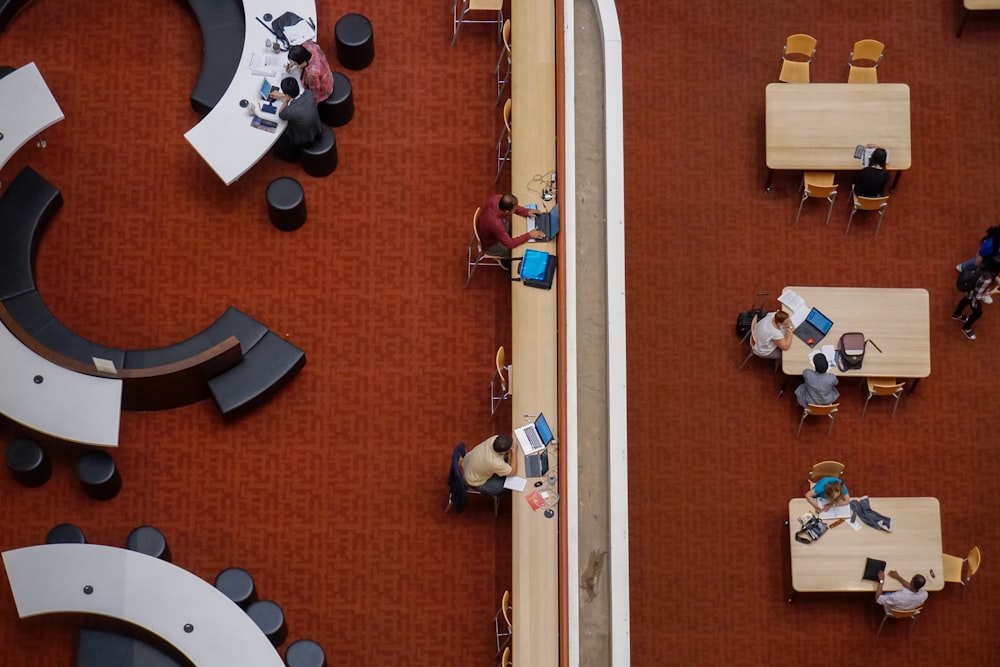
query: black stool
335 14 375 70
76 451 122 501
215 567 258 609
6 437 51 487
300 125 338 177
247 600 288 646
285 639 327 667
0 65 16 80
266 177 307 231
319 72 354 127
126 525 172 562
46 523 87 544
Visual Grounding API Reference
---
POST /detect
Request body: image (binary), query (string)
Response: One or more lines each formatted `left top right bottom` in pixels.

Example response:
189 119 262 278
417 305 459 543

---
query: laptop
259 78 279 100
514 412 554 456
527 203 561 241
793 307 834 348
523 450 549 478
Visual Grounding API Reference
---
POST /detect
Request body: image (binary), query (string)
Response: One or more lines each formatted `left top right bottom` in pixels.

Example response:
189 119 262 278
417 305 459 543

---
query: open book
778 289 810 327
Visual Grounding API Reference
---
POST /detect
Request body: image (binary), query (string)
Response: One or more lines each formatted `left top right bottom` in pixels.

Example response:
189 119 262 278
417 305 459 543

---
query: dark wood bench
209 331 306 421
186 0 245 115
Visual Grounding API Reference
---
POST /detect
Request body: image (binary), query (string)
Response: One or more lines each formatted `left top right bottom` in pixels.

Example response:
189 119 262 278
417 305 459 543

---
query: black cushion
334 13 375 70
208 331 306 420
123 306 266 369
46 523 87 544
0 166 63 300
186 0 245 114
285 639 327 667
203 306 268 353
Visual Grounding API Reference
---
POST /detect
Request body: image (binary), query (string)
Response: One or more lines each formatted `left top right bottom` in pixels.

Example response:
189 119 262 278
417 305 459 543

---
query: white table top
780 286 931 379
184 0 316 185
0 321 120 446
0 62 64 171
788 497 944 593
2 544 284 667
765 83 911 171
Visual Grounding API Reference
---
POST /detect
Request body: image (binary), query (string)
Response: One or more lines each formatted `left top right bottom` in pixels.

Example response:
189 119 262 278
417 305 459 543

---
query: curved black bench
77 628 184 667
0 0 32 33
208 331 306 421
186 0 245 115
0 166 62 301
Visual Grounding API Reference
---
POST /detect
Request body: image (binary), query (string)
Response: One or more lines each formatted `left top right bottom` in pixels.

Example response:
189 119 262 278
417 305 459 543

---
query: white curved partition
2 544 284 667
0 62 63 171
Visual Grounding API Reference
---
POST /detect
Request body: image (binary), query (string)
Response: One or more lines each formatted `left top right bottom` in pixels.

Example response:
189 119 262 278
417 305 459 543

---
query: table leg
765 169 774 192
957 10 969 38
890 171 902 193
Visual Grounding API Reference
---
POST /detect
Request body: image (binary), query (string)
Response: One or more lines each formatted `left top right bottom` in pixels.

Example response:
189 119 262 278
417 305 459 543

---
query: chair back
805 403 839 417
886 606 921 620
501 589 512 627
870 382 904 396
502 98 512 133
748 314 759 347
968 546 982 578
851 39 885 65
502 18 511 52
472 207 485 250
785 33 817 59
805 183 838 199
855 193 890 211
499 646 511 667
809 460 845 482
496 346 508 392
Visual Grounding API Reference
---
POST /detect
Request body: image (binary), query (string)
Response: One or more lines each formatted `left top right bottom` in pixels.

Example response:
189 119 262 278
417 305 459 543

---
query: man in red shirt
477 193 545 258
286 42 334 103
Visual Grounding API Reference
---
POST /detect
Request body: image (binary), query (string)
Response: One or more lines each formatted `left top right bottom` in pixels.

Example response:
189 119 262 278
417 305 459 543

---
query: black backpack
735 292 769 339
957 265 982 293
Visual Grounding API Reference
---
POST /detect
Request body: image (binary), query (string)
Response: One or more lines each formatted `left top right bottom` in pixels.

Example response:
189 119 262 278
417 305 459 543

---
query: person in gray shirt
250 77 322 162
794 354 839 408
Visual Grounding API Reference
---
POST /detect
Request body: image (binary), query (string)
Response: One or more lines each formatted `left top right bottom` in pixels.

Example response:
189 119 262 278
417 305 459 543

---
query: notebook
515 413 554 455
793 308 834 348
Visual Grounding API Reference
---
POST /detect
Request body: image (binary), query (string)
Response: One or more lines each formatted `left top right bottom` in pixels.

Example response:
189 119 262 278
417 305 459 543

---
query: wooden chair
498 646 511 667
942 545 981 594
808 460 845 484
877 605 922 636
490 346 512 417
495 20 512 105
795 172 838 225
862 378 904 418
465 207 507 287
846 184 890 236
495 98 512 182
778 34 817 83
493 589 512 654
451 0 504 46
848 39 884 84
796 403 839 438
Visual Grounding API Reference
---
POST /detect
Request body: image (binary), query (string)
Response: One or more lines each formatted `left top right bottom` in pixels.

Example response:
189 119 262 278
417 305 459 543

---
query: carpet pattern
0 2 514 666
621 1 999 665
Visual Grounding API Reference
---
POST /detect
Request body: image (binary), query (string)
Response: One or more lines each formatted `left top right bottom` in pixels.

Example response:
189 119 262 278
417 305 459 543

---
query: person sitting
751 310 794 360
794 354 839 408
855 146 889 198
875 569 928 612
286 42 334 103
805 476 849 514
250 78 323 162
476 193 545 258
463 434 518 496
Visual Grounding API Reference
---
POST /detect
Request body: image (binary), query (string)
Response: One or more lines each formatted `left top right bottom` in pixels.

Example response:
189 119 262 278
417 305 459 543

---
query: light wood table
787 497 944 596
0 62 63 172
780 287 930 383
2 544 284 667
764 83 911 191
510 0 559 664
957 0 1000 37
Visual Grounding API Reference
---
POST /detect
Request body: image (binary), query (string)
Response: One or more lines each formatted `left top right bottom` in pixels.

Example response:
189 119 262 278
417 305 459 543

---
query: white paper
248 52 285 76
503 476 527 492
818 504 851 519
809 345 836 369
283 21 315 46
778 289 810 327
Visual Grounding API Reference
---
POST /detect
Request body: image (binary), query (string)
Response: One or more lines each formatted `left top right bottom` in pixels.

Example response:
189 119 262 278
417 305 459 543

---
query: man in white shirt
875 569 928 612
751 310 794 359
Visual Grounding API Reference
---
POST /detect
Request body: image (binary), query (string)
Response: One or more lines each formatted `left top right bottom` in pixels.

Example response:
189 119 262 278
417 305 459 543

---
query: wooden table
2 544 284 667
764 83 911 191
0 62 63 172
780 287 930 381
957 0 1000 37
787 497 944 595
510 0 560 664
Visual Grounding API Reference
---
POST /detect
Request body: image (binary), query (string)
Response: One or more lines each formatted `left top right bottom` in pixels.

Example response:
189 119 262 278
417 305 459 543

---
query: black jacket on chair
448 443 469 515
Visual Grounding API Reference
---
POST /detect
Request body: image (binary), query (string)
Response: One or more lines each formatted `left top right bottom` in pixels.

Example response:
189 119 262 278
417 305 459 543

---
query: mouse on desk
806 338 815 345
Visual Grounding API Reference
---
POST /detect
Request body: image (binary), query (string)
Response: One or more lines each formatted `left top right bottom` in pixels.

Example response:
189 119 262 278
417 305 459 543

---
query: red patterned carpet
621 1 1000 665
0 3 513 666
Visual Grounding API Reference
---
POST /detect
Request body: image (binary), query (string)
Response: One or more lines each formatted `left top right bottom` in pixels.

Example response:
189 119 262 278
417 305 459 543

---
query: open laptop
523 449 549 478
793 307 834 348
514 412 554 456
527 203 560 241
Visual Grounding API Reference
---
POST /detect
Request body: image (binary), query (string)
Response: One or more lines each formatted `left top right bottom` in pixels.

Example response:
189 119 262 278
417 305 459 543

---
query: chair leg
908 615 918 635
451 0 463 46
875 209 886 236
862 393 871 418
794 194 807 225
891 394 900 418
825 194 836 226
796 411 807 438
877 614 887 637
739 350 755 370
465 242 481 288
846 208 856 236
827 414 835 438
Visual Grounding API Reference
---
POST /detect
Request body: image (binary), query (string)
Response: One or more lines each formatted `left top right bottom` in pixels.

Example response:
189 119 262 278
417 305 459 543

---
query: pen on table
829 518 845 528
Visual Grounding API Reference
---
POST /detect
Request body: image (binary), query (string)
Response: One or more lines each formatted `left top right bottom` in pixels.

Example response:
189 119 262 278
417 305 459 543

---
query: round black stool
300 125 338 177
76 451 122 501
247 600 288 647
215 567 258 609
126 525 172 562
6 437 51 487
266 177 307 231
334 14 374 70
285 639 327 667
319 72 354 127
46 523 87 544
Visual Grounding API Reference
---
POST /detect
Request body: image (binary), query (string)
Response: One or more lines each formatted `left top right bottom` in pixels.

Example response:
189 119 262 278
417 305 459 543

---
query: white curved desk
184 0 316 185
2 544 284 667
0 61 64 171
0 321 120 447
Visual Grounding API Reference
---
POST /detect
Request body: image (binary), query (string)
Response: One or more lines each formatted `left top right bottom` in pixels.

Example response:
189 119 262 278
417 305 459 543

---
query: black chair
318 72 354 127
300 125 338 177
334 14 375 70
214 567 258 609
126 525 172 562
46 523 87 544
265 177 307 231
285 639 327 667
5 437 51 487
76 451 122 501
247 599 288 646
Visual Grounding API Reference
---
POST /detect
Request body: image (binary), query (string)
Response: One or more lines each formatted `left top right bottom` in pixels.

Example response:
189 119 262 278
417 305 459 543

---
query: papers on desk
503 476 527 492
282 21 315 46
810 345 836 369
818 504 851 520
778 289 810 327
248 52 285 77
856 145 889 167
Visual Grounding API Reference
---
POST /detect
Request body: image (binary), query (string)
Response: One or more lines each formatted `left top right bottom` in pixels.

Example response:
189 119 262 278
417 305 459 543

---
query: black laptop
793 308 834 348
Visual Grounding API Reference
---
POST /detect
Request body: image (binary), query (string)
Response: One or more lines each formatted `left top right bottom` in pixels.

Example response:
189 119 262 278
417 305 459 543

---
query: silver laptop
514 413 554 455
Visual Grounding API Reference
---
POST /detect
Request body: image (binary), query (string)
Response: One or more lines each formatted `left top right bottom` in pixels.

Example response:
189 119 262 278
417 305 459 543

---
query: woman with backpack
952 270 1000 340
